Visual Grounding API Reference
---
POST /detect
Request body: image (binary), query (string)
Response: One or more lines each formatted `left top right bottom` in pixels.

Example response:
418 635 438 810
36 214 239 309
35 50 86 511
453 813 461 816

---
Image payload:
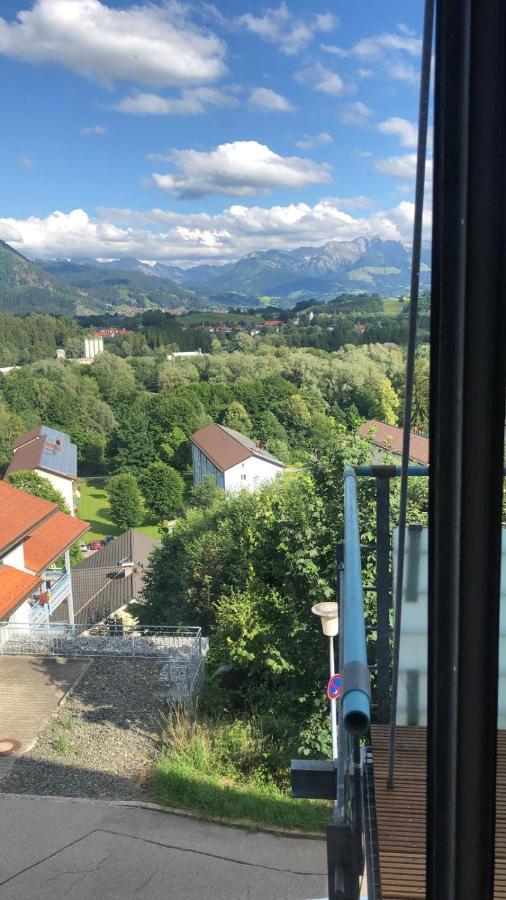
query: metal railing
0 621 201 657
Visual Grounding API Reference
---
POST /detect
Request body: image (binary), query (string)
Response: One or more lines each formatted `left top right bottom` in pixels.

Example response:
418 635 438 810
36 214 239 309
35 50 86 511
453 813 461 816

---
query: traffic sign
327 673 341 701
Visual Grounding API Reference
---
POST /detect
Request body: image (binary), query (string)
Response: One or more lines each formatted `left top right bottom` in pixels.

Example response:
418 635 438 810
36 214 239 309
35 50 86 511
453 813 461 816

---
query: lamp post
312 601 339 761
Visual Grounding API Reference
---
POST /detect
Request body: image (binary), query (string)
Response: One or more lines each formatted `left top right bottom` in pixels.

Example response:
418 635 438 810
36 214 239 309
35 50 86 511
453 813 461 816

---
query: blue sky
0 0 429 265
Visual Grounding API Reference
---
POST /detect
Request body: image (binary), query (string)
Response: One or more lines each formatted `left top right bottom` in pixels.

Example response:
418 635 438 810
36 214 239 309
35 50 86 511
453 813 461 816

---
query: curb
58 658 94 707
0 791 325 840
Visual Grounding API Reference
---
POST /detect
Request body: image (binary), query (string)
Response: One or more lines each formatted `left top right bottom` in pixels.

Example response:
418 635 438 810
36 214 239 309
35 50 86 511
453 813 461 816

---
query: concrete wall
3 543 26 571
35 469 75 516
224 457 283 493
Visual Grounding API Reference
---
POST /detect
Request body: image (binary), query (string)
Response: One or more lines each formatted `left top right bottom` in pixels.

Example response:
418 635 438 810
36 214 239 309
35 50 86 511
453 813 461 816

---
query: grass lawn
77 477 161 541
153 714 330 834
383 296 406 315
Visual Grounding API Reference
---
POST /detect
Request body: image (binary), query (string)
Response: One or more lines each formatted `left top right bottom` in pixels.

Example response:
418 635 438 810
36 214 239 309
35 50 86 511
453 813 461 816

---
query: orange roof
23 512 89 574
0 481 56 555
0 565 41 620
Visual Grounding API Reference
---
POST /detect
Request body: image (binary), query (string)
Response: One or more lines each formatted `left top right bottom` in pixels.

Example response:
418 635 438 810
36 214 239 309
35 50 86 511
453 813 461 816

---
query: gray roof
39 426 77 479
76 529 158 571
219 425 285 466
57 529 160 625
7 425 77 479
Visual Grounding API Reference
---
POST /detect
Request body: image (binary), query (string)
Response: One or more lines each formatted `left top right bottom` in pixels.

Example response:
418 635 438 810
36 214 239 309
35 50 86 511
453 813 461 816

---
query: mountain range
0 236 431 315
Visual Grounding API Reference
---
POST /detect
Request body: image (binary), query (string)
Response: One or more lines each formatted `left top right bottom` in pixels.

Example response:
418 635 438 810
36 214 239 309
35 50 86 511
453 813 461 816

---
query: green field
383 296 407 315
77 477 161 541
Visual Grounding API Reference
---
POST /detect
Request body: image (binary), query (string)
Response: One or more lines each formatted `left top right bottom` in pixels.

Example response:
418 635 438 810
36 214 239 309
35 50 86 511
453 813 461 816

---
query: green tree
139 462 185 522
107 473 143 531
221 400 253 436
90 352 136 406
0 410 25 470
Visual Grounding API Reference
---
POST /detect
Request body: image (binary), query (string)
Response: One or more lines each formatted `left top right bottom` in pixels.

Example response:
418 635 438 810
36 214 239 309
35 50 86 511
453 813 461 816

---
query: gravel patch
0 659 170 800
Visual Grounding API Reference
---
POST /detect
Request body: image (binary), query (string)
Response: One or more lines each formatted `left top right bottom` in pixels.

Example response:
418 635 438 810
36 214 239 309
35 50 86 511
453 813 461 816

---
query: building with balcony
0 481 88 635
191 423 285 492
5 425 78 515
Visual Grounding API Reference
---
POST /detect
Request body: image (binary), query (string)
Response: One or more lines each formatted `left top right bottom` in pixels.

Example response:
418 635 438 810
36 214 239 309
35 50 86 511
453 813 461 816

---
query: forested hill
0 241 80 315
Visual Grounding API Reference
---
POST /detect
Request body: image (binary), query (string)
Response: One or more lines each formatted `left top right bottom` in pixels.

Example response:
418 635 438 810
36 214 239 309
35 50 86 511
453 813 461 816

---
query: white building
84 335 104 360
168 349 203 359
190 423 285 493
6 426 78 515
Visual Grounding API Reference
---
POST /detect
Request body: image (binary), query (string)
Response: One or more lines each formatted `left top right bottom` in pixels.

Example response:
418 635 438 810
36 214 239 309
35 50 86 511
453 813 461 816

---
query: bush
107 472 143 530
138 461 184 522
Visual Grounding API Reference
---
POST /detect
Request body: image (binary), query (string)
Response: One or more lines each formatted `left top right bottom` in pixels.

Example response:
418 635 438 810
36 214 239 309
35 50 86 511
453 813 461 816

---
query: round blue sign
327 673 341 700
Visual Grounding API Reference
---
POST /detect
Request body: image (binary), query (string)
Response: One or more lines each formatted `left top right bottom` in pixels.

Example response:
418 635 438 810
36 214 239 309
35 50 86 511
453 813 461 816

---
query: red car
89 540 103 551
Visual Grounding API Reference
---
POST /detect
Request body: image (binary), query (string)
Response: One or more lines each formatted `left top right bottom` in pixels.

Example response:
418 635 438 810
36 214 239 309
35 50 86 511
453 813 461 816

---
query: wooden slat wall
370 725 506 899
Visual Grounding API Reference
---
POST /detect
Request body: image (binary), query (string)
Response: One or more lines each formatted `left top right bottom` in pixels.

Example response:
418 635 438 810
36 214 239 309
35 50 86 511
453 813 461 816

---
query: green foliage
138 462 185 522
0 410 25 469
188 475 223 509
107 473 143 531
221 400 253 435
142 429 429 755
154 711 329 831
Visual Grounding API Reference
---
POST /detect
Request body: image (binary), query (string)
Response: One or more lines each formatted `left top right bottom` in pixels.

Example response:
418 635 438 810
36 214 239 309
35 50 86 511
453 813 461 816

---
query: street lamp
312 601 339 761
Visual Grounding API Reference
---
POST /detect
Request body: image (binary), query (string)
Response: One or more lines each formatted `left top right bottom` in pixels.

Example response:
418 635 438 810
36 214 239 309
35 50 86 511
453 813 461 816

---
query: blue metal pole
342 467 371 735
353 465 429 477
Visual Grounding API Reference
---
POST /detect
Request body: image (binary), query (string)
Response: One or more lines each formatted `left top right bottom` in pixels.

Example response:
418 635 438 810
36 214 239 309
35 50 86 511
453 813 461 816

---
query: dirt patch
0 659 168 800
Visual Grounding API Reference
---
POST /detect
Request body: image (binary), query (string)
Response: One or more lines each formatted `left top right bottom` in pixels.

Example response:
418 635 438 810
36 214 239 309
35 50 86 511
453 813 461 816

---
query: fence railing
0 622 202 659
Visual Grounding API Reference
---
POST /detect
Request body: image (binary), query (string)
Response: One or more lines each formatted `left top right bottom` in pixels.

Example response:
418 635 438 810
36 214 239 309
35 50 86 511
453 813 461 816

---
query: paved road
0 795 327 899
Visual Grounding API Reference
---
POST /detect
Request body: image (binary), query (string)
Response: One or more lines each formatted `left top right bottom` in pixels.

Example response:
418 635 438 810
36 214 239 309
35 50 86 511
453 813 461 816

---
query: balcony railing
29 570 72 625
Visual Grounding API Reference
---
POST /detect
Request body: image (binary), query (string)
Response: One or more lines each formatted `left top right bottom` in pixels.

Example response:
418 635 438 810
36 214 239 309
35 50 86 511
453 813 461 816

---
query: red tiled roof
0 481 56 556
357 419 429 465
0 565 41 620
191 423 284 472
191 424 251 471
23 512 89 574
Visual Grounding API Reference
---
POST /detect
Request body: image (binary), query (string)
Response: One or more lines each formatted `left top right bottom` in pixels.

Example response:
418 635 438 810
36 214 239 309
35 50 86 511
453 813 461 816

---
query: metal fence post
376 476 391 723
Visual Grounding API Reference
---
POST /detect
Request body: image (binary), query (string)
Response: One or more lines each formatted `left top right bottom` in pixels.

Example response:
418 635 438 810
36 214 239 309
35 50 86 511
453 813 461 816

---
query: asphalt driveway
0 795 327 900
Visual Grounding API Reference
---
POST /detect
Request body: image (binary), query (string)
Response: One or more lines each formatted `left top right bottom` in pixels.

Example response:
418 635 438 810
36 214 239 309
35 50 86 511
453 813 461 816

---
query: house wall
3 543 26 571
224 457 283 493
191 444 225 488
35 469 75 515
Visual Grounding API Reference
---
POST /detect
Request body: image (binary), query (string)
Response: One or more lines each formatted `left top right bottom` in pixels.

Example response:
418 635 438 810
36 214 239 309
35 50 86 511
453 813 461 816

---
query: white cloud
348 28 422 85
249 87 295 112
375 153 417 178
378 117 417 148
375 153 433 182
352 32 422 60
0 0 226 86
296 132 333 150
320 43 348 58
18 156 33 169
150 140 332 198
295 62 346 95
80 124 107 134
356 149 373 158
236 3 336 55
115 87 238 116
0 198 426 265
339 101 372 126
